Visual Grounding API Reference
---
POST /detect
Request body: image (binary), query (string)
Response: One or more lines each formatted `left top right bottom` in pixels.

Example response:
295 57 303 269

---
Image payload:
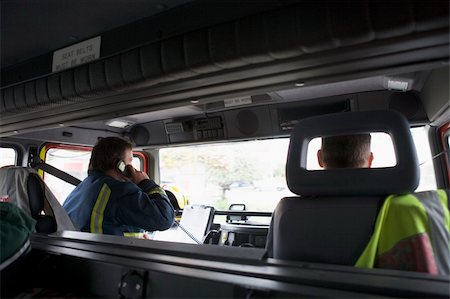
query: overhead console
129 97 351 147
165 116 225 143
130 114 226 146
128 89 428 148
4 88 428 146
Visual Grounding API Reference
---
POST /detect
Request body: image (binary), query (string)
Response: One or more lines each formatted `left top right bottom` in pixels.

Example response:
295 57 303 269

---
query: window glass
159 127 436 213
411 127 436 191
44 146 143 204
0 147 17 167
44 147 91 204
160 139 294 214
131 155 144 171
306 132 395 170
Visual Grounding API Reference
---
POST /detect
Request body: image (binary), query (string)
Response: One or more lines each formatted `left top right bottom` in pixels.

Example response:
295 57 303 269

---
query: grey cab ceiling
1 0 193 68
0 0 449 139
1 0 282 75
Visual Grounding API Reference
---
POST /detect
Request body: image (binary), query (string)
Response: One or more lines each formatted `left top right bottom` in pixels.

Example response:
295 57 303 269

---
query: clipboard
153 205 214 244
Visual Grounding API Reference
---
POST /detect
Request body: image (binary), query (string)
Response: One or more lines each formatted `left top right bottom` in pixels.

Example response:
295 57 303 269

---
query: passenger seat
0 166 76 233
266 110 449 275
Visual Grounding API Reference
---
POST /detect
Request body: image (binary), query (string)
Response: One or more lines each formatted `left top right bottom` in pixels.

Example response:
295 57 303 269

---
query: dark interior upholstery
26 174 56 234
271 196 384 265
165 190 181 210
268 110 420 265
286 110 419 196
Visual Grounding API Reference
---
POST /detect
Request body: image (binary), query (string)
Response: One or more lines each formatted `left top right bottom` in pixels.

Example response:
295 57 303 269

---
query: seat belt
34 161 81 186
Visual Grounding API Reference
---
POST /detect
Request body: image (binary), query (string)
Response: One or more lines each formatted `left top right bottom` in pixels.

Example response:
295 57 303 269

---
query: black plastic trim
29 232 450 298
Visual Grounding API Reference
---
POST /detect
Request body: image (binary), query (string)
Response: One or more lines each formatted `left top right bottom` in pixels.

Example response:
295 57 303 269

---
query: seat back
165 190 181 210
270 196 384 265
27 173 58 233
267 110 420 265
0 166 76 233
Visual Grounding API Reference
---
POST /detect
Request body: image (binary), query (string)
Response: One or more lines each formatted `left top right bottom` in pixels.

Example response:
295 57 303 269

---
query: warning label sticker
52 36 101 72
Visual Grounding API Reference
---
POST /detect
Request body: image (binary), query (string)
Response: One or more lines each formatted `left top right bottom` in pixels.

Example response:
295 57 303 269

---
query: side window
41 144 92 204
411 127 437 192
132 152 147 173
41 144 146 204
0 147 17 167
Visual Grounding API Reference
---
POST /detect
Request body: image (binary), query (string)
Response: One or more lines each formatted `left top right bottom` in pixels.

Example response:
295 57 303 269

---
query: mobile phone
116 160 131 177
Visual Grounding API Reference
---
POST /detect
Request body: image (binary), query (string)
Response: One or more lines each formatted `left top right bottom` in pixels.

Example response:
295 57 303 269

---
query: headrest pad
286 110 419 196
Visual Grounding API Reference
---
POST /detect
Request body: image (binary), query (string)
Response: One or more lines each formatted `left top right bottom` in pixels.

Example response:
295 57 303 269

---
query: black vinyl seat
268 196 384 265
27 173 57 233
165 190 181 211
0 166 76 234
266 110 420 265
0 167 76 298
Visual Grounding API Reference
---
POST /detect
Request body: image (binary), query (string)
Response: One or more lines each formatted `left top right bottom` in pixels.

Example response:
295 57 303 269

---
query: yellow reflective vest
356 190 450 275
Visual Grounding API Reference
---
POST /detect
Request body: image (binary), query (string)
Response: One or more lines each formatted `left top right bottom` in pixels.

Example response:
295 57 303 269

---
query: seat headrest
286 110 419 196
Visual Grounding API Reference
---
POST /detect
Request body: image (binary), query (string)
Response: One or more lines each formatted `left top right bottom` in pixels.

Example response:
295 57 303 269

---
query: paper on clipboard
153 205 213 244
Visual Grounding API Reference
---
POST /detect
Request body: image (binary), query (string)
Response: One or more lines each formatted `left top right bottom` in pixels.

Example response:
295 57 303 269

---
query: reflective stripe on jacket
63 171 174 236
356 190 450 275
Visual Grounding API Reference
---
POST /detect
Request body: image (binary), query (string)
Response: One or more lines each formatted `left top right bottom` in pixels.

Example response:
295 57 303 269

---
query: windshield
160 139 292 212
159 127 436 212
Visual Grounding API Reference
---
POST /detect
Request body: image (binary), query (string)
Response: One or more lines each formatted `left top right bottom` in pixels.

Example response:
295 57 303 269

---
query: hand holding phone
130 167 150 185
116 160 131 177
117 160 149 184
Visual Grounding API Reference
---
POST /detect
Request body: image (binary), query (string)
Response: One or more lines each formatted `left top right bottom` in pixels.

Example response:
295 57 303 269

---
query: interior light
295 82 305 87
106 119 135 128
387 80 408 92
190 99 200 104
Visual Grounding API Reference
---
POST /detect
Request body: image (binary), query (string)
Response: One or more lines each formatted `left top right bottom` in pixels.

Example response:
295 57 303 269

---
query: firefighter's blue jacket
63 171 174 236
